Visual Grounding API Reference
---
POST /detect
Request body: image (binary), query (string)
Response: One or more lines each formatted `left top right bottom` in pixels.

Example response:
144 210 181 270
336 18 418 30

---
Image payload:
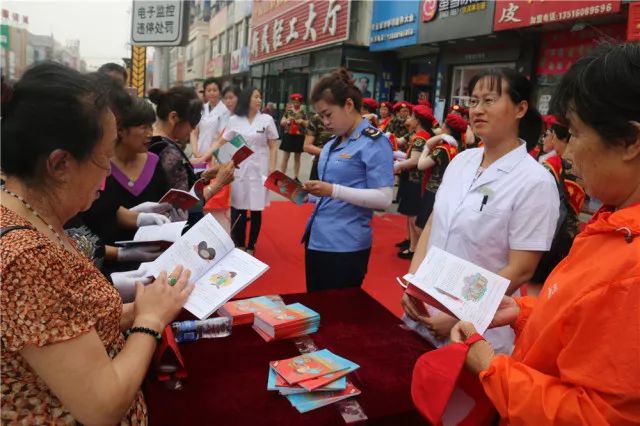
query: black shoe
397 249 414 259
395 239 409 248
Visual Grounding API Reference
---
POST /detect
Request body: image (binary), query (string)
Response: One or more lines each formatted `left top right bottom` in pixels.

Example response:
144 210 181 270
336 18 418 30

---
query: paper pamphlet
403 246 510 334
214 134 253 166
263 171 308 205
145 214 269 319
115 221 187 248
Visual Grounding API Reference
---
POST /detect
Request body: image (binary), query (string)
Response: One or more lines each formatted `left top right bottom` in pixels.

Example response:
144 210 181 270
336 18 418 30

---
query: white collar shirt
429 142 559 273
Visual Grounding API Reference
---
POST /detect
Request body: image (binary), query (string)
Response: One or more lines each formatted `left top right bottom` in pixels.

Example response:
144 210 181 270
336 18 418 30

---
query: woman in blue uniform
302 69 394 292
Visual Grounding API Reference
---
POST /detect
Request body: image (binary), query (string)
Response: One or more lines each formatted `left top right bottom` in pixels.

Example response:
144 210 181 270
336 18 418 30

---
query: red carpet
236 201 409 319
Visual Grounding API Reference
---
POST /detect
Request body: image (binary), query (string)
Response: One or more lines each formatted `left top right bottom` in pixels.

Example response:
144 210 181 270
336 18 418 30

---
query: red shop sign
493 0 621 32
536 23 625 75
250 0 350 63
629 1 640 41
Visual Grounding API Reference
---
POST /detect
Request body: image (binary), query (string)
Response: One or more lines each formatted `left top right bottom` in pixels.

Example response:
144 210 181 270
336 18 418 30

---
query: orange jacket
480 203 640 425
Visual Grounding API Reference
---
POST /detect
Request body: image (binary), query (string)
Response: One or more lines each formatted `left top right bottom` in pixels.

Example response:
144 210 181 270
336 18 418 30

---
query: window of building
243 17 250 47
227 28 235 54
235 22 243 50
210 37 218 57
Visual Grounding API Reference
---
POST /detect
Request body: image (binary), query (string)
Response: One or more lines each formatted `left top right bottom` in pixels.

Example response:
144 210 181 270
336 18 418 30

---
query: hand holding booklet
403 247 510 334
115 221 187 249
143 214 269 319
263 171 308 205
214 134 253 166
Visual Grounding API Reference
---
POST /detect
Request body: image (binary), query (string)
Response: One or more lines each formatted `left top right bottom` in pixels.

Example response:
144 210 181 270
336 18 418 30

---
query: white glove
393 150 407 160
393 161 403 173
130 201 174 215
169 208 189 222
111 268 153 303
136 212 171 227
117 245 163 262
384 132 392 139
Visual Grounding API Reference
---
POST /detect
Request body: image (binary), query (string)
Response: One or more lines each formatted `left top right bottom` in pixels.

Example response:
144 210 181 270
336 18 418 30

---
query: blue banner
370 0 420 51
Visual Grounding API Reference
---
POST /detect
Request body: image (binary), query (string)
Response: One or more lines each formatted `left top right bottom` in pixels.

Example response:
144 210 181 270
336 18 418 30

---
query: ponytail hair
311 68 362 111
468 68 541 150
148 86 202 127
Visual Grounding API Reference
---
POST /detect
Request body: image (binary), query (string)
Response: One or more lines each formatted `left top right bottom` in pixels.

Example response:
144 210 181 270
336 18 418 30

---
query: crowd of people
1 41 638 424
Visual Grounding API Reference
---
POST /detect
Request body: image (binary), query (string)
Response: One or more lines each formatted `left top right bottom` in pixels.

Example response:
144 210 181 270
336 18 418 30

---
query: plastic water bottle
171 317 232 343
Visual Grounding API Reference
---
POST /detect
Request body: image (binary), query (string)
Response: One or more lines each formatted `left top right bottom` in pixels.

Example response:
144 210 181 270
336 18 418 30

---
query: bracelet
124 326 162 342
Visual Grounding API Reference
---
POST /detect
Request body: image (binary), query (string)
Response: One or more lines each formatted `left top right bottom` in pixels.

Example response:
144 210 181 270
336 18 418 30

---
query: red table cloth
144 288 433 425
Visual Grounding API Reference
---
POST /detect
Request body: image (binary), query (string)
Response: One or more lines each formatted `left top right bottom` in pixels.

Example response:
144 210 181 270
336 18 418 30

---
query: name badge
256 127 266 134
339 153 352 159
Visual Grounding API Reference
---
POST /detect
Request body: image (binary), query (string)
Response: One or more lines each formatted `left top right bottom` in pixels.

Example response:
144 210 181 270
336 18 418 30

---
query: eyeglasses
467 95 499 109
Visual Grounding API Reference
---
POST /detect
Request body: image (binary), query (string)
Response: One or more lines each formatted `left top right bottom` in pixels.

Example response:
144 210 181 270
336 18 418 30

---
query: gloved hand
111 268 153 303
137 212 171 227
117 245 164 262
393 150 407 160
169 208 189 222
394 161 403 173
130 201 174 215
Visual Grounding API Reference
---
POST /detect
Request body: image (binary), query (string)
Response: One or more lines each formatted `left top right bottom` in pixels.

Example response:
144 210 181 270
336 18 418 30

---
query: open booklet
403 247 510 334
159 179 206 210
263 171 308 205
214 134 253 166
115 221 187 249
143 214 269 319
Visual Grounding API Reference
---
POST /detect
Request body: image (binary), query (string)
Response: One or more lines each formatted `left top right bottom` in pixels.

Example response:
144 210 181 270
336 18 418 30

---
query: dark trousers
309 157 319 181
305 247 371 292
231 208 262 249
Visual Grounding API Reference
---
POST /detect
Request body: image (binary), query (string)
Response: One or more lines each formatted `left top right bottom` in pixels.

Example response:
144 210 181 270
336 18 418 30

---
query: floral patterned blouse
0 206 147 425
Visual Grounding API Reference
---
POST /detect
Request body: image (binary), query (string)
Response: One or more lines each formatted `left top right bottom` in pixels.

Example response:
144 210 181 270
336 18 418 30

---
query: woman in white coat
190 77 229 158
220 87 278 254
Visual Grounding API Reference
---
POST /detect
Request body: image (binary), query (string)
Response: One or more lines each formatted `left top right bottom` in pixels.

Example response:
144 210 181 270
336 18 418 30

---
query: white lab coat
223 113 278 211
197 101 229 154
421 142 559 354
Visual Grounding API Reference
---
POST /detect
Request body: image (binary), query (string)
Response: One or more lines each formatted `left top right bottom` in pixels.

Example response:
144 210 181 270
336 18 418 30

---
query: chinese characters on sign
438 0 487 18
131 1 185 46
250 0 350 62
493 0 621 31
370 0 420 51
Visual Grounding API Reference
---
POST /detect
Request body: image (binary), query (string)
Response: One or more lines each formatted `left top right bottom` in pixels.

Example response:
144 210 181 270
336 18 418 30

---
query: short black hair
98 62 127 82
468 67 541 150
148 86 202 127
222 84 241 98
235 87 259 118
552 42 640 147
1 62 109 182
202 77 222 92
87 72 132 126
120 96 156 128
551 123 569 141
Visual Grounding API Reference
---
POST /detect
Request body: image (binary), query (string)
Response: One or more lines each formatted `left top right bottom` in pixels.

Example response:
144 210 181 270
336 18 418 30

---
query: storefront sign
250 0 350 63
628 1 640 41
423 0 488 21
536 23 626 75
131 1 188 46
230 46 250 74
494 0 621 32
418 0 495 43
370 0 420 51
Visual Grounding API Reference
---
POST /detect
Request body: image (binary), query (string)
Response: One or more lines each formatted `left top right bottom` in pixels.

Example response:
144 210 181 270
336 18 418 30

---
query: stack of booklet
252 303 320 341
217 295 285 325
267 349 361 413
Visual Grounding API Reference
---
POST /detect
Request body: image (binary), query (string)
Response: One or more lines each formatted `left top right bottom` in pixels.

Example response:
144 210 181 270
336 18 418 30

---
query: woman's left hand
423 313 459 340
303 180 334 197
451 321 495 375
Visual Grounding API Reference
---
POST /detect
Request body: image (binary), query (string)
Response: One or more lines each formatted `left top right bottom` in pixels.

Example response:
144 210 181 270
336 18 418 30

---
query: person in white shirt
190 78 229 158
402 68 559 355
217 87 279 255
